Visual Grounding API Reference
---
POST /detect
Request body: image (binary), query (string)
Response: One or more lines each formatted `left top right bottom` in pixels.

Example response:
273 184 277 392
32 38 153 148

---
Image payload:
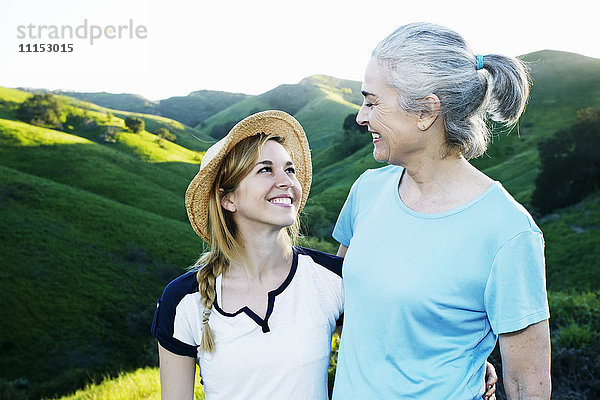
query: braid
196 252 227 353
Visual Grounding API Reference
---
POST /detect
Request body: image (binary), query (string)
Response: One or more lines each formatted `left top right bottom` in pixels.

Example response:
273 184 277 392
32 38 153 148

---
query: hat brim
185 110 312 242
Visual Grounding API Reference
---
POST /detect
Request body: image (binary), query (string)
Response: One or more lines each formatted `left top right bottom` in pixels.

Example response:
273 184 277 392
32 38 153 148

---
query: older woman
332 23 550 399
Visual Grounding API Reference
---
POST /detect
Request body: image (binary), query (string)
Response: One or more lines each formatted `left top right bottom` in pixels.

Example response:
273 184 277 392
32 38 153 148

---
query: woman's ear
417 94 441 131
220 190 237 212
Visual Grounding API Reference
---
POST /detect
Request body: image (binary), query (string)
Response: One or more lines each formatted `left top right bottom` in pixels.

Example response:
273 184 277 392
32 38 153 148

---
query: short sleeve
332 177 361 247
151 276 199 358
484 230 550 334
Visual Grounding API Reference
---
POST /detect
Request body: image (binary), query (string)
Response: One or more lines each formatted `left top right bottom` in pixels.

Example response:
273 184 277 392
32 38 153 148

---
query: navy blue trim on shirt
294 246 343 278
213 250 299 333
151 268 200 357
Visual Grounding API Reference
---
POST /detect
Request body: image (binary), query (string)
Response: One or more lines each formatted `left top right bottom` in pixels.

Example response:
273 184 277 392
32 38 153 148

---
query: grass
539 192 600 291
47 367 204 400
0 164 204 397
0 119 198 222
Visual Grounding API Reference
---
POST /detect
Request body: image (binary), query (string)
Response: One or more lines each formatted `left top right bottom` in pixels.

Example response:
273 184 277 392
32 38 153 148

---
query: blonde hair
195 133 300 353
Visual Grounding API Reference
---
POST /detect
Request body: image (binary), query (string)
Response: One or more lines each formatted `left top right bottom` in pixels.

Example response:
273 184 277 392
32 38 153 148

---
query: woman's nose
276 169 294 188
356 104 368 126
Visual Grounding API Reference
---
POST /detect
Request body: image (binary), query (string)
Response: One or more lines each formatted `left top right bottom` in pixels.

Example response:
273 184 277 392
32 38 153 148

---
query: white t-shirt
152 247 344 400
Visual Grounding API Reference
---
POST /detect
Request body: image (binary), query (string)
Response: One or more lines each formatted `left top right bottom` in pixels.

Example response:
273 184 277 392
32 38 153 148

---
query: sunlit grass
48 367 205 400
0 86 32 103
0 118 92 146
117 130 202 164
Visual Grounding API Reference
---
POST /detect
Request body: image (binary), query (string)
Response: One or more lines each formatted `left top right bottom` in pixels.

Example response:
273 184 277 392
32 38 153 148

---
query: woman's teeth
270 197 292 204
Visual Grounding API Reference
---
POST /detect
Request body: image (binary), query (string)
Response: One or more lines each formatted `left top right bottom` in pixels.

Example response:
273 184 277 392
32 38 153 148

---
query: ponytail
478 54 530 126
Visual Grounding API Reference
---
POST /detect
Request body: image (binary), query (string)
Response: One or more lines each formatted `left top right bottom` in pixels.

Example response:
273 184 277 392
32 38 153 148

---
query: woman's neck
227 228 292 281
399 154 493 213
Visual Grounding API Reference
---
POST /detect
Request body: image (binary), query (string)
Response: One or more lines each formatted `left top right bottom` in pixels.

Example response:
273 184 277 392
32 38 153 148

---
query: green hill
53 89 249 128
54 91 157 114
0 87 210 398
194 75 362 148
0 164 201 398
157 90 249 127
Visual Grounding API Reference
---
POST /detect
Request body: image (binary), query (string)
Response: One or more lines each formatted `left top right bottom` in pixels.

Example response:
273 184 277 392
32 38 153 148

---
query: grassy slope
540 192 600 291
54 91 157 115
0 119 197 222
479 51 600 206
46 367 204 400
58 95 213 153
0 165 202 397
193 83 321 134
194 75 362 149
0 87 208 397
55 89 249 128
157 90 249 127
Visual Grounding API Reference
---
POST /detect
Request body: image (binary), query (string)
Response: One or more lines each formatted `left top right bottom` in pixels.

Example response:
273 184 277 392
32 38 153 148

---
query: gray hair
372 22 530 159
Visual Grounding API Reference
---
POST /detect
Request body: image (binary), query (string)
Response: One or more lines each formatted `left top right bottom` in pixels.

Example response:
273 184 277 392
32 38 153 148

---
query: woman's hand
483 360 498 399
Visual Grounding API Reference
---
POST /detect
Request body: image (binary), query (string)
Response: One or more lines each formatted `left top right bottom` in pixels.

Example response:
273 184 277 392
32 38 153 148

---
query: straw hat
185 110 312 242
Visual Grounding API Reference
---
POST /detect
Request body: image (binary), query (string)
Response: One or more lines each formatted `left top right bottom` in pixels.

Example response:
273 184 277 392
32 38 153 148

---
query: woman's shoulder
360 164 402 181
160 268 201 305
483 182 542 234
351 164 403 194
294 247 343 278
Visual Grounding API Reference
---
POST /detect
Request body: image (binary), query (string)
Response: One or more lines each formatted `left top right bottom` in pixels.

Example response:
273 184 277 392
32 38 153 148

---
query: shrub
99 126 120 143
333 113 370 157
16 93 64 129
65 113 98 132
124 116 145 133
532 107 600 215
155 127 176 142
554 323 597 349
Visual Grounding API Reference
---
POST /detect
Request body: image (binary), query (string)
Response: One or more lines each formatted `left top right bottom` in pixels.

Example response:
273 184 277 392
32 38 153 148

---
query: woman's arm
337 244 348 258
158 342 197 400
499 319 551 399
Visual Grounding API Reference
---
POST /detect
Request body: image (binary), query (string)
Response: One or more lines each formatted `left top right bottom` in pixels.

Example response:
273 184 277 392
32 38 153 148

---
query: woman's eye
258 166 272 173
286 167 296 174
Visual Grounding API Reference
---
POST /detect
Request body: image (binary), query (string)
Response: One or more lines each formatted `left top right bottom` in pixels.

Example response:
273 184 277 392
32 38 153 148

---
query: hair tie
202 308 211 324
476 55 484 70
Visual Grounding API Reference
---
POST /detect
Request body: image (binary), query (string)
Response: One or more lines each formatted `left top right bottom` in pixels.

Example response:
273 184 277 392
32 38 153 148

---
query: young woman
151 110 498 399
152 110 344 400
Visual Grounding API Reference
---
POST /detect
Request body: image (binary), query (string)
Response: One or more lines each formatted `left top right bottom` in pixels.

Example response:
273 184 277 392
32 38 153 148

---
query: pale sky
1 0 598 101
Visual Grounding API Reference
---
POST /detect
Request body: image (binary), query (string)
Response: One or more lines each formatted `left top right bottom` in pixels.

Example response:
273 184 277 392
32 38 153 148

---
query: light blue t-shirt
332 165 549 400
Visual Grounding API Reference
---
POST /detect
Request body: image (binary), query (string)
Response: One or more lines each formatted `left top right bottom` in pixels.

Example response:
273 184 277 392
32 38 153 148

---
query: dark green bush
16 94 64 129
532 107 600 215
124 116 145 133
